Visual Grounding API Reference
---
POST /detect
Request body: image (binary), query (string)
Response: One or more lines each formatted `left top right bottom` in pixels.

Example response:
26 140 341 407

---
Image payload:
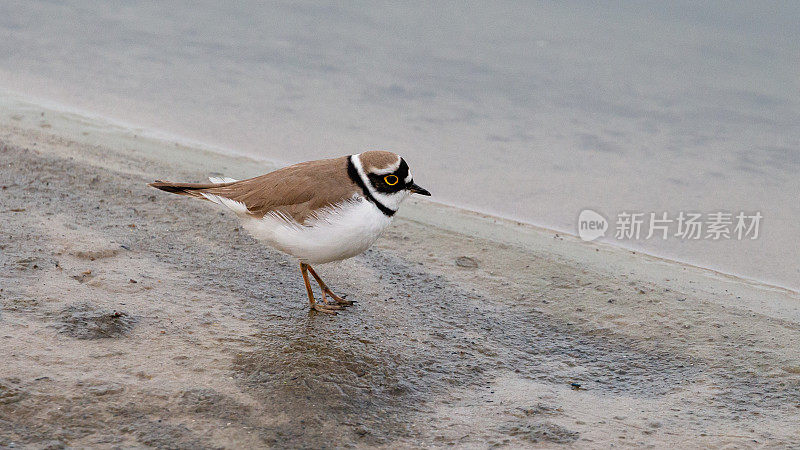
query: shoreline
2 93 800 447
1 90 795 296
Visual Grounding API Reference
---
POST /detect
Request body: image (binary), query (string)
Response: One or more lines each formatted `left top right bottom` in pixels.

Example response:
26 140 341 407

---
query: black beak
408 182 431 196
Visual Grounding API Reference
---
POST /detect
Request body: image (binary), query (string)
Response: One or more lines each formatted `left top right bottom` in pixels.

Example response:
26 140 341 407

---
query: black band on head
397 158 409 182
347 155 396 217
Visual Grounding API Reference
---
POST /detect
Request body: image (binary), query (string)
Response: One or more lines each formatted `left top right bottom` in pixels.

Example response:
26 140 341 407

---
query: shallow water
0 1 797 289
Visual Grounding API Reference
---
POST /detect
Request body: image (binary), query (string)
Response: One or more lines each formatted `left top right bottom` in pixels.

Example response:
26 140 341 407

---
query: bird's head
349 151 430 214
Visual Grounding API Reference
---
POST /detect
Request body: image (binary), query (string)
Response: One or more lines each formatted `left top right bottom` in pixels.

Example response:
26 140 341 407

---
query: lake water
1 1 797 289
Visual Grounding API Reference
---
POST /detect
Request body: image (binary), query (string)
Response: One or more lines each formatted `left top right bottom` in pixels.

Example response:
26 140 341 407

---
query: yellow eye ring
384 175 399 186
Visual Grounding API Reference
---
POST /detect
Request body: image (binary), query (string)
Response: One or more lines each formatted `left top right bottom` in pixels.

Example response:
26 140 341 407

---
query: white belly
240 197 393 264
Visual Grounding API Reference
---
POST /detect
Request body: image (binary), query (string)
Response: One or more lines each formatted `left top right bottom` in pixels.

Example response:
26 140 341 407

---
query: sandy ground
1 99 800 448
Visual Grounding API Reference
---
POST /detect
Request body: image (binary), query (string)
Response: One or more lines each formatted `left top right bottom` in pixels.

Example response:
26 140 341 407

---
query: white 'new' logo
578 209 608 242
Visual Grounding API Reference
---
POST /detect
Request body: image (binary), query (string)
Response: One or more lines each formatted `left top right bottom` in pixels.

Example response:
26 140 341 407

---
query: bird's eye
384 175 399 186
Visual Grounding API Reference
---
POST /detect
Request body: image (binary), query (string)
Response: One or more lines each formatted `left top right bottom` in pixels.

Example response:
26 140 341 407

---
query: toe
312 304 342 314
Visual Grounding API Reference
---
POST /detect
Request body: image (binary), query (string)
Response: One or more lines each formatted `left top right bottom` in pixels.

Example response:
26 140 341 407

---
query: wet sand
1 99 800 448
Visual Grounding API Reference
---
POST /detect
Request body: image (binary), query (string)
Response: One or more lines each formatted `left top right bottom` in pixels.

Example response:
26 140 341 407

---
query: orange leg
306 264 355 306
300 263 342 314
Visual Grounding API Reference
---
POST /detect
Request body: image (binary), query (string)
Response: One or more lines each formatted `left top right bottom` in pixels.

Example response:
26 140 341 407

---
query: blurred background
0 1 797 289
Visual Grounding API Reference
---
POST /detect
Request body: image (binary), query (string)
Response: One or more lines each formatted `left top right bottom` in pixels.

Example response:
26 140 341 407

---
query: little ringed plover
149 151 430 314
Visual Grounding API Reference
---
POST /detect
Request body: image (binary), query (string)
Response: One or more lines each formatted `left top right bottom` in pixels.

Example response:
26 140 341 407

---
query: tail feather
208 176 239 184
148 180 235 198
149 179 250 215
149 179 251 215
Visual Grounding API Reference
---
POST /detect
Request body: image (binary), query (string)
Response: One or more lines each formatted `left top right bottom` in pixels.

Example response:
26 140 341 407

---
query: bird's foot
305 264 355 307
311 302 343 314
325 289 355 306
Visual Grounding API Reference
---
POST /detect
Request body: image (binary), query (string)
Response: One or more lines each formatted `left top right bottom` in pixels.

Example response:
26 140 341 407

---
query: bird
149 151 430 314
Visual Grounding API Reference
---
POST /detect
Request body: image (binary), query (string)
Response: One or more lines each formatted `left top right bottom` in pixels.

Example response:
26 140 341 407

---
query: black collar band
347 155 396 217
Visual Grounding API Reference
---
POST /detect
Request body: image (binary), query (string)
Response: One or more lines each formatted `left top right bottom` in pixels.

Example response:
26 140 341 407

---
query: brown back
199 156 359 223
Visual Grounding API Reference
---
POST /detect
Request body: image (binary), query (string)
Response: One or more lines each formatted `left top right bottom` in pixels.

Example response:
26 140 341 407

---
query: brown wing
198 156 359 223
